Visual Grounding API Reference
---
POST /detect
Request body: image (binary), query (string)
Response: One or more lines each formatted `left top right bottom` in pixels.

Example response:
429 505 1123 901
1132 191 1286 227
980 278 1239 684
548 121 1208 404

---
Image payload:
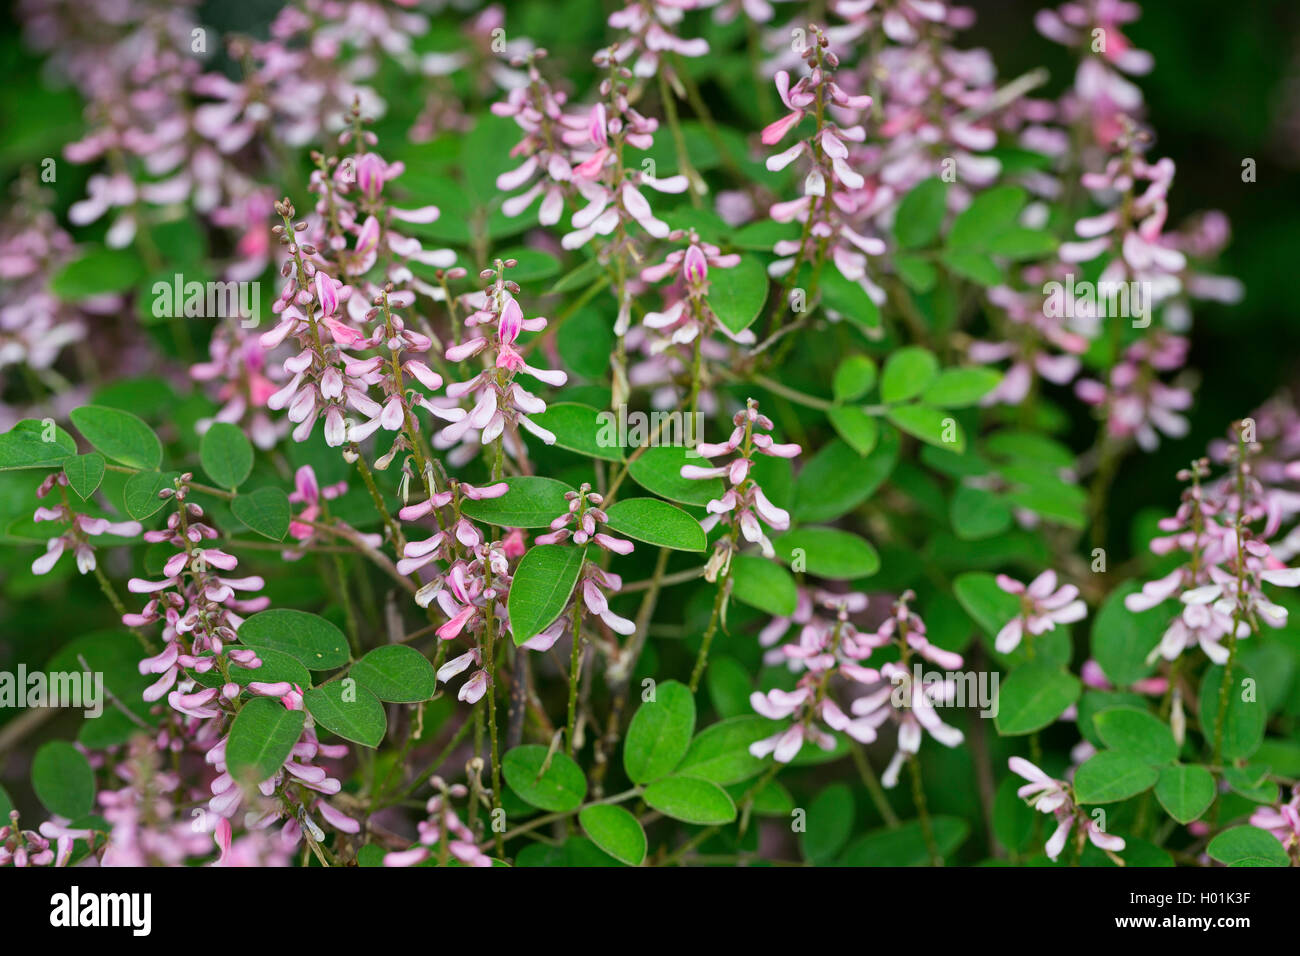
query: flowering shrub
0 0 1296 872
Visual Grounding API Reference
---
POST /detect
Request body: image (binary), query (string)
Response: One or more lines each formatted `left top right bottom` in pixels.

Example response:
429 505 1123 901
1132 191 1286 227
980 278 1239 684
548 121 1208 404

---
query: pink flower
994 570 1087 654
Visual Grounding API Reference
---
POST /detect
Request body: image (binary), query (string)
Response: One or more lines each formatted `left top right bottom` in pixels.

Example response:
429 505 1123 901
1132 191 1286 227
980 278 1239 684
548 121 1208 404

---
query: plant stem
909 755 942 866
566 595 584 757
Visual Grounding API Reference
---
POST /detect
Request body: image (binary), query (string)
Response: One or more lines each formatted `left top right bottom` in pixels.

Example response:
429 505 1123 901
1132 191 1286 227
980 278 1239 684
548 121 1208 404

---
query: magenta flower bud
683 244 708 285
499 297 523 346
356 153 386 200
355 215 380 256
588 102 608 147
315 272 338 317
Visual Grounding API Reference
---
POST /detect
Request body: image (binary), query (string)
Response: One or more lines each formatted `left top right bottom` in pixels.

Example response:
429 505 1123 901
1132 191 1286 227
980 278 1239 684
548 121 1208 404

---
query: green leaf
773 527 879 579
840 817 969 865
894 254 937 292
556 307 615 379
70 405 162 470
231 487 291 541
199 422 254 489
351 645 437 703
827 405 879 456
1198 663 1265 761
225 697 306 784
63 453 106 499
304 681 387 747
1206 826 1291 867
729 554 797 616
503 745 587 812
624 680 696 783
1223 764 1279 804
643 775 737 825
32 741 95 819
886 403 965 452
832 355 877 402
508 545 586 645
123 470 178 520
819 266 882 330
547 257 604 295
0 419 77 470
993 776 1036 853
800 783 855 864
893 177 947 250
950 485 1012 540
986 227 1057 260
1090 583 1165 687
994 660 1082 735
238 609 350 670
880 347 939 403
462 112 521 201
706 656 752 719
50 248 145 300
627 445 723 507
707 254 769 335
940 250 1003 286
676 716 771 784
460 476 572 528
578 805 647 866
527 402 624 462
47 630 161 748
494 247 560 282
793 430 899 523
742 778 796 816
603 498 706 552
1094 707 1177 765
191 645 311 694
1153 764 1215 824
1072 751 1159 804
1002 472 1087 529
922 368 1002 407
947 185 1026 250
953 572 1019 639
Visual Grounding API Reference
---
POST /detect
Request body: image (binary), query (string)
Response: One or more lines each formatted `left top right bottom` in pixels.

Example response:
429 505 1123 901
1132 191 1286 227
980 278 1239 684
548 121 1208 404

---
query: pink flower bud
683 244 708 285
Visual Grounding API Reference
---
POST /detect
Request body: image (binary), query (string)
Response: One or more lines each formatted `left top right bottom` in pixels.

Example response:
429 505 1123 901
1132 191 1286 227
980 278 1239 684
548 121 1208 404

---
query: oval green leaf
578 805 647 866
729 554 798 617
603 498 706 552
351 645 437 703
508 544 586 645
226 697 306 785
32 741 95 819
1072 751 1159 804
232 487 291 541
1153 764 1215 824
238 609 350 669
502 745 588 812
460 476 573 528
624 679 696 783
773 527 880 579
994 660 1082 736
200 422 254 489
304 681 387 748
63 453 106 500
70 405 162 470
643 775 737 825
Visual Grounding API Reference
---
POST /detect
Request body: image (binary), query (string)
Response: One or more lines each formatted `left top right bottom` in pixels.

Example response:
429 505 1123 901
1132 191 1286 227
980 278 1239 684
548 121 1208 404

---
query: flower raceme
994 570 1088 655
2 0 1280 874
682 399 800 565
